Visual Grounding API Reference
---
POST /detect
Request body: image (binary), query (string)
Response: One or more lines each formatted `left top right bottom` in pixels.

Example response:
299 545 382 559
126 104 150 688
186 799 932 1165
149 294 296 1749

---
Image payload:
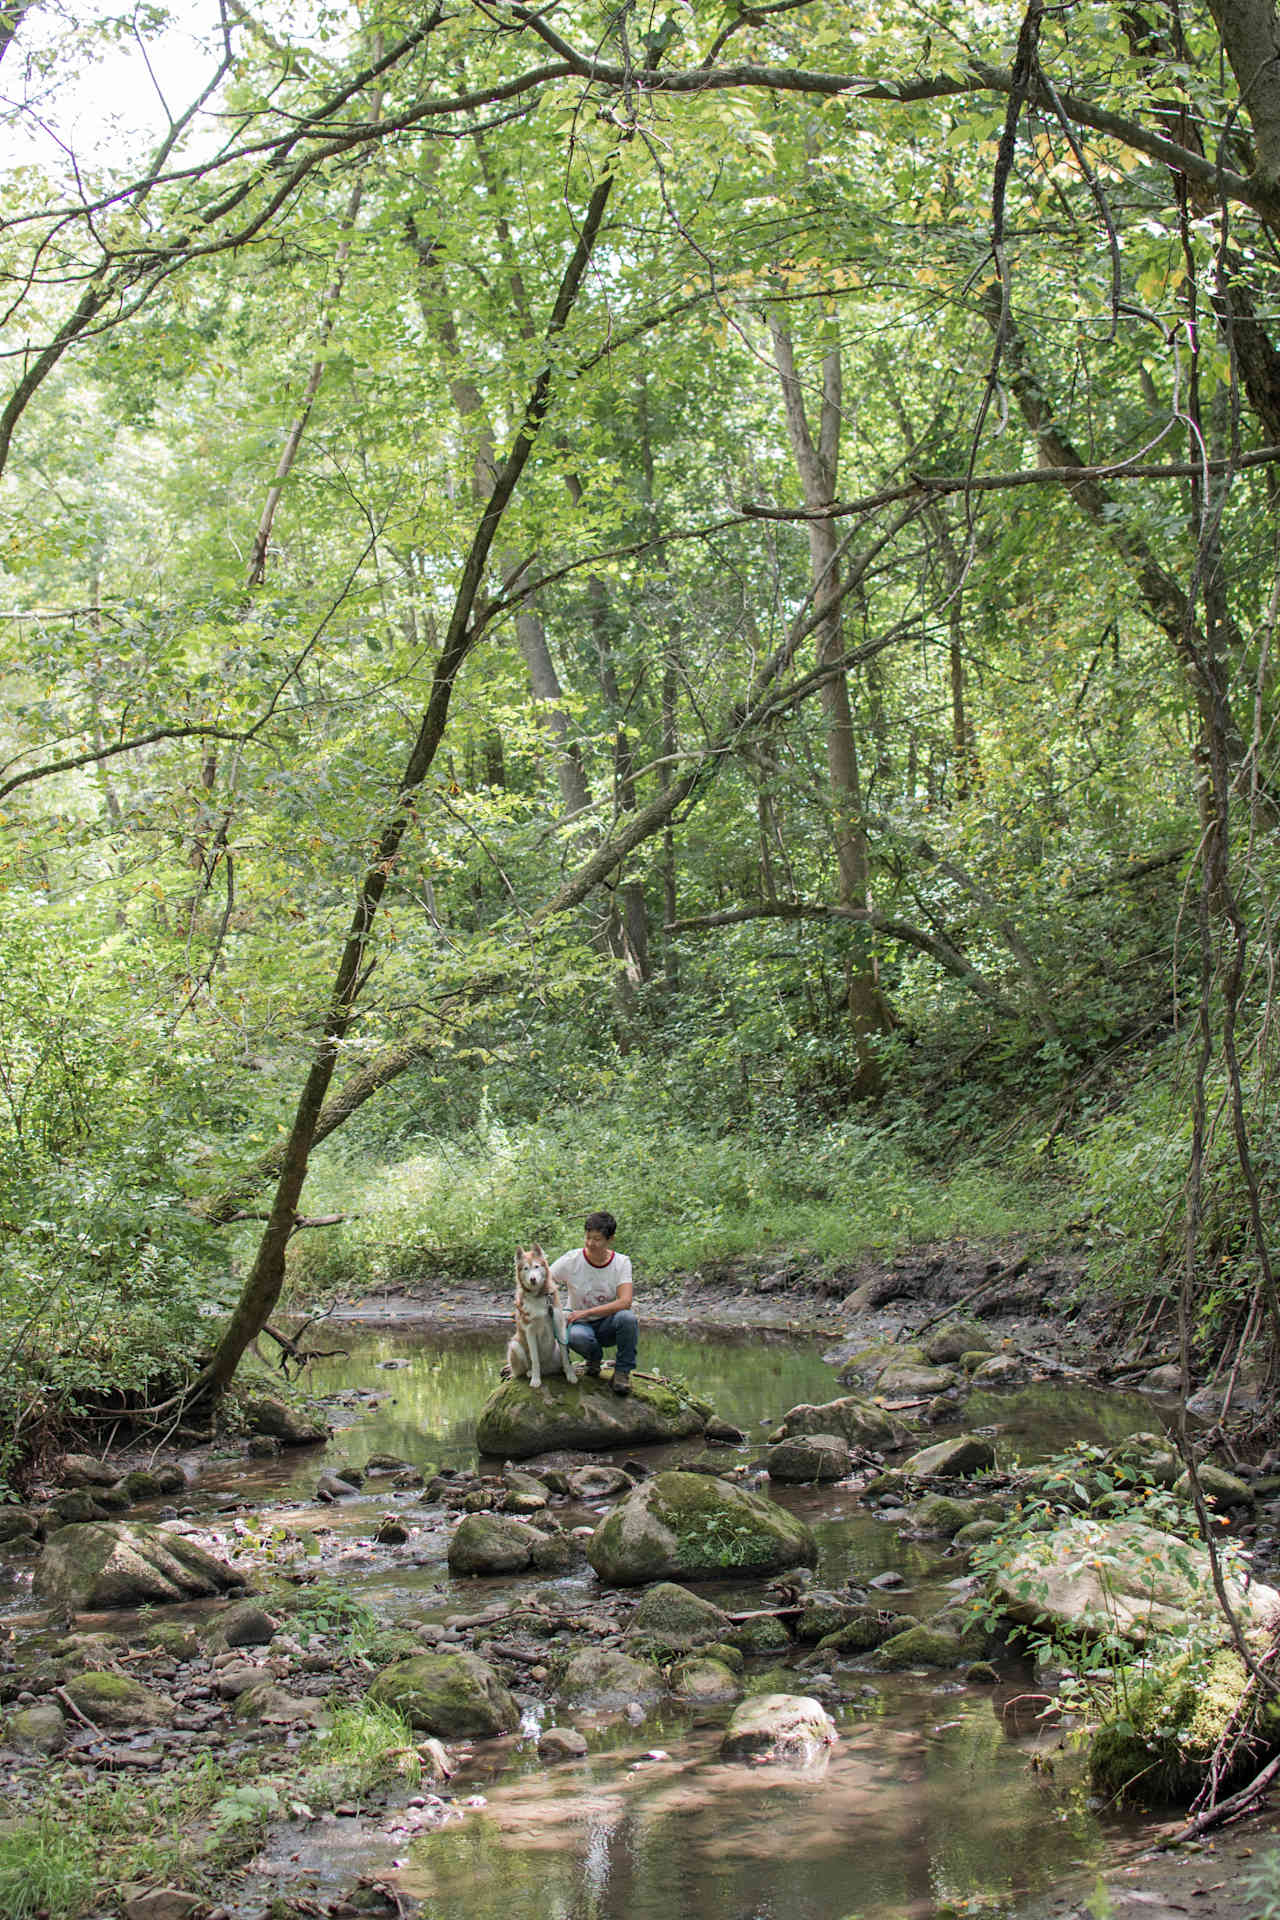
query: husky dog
506 1244 579 1389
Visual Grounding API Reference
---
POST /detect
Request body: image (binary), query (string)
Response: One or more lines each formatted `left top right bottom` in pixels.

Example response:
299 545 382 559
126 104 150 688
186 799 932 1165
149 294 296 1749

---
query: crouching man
551 1209 638 1395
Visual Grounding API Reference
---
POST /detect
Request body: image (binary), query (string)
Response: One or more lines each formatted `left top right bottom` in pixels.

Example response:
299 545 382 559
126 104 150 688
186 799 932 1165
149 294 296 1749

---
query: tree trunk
768 317 892 1089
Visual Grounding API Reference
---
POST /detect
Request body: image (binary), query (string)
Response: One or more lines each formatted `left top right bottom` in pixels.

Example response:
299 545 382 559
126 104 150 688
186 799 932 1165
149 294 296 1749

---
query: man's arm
568 1279 633 1322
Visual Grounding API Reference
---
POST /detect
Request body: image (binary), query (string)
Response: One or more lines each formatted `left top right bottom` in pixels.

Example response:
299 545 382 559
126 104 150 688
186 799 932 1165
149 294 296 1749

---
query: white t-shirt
550 1248 634 1313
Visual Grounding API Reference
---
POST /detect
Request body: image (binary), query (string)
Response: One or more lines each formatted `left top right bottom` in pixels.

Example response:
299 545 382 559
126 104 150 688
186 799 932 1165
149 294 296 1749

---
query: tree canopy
2 0 1280 1437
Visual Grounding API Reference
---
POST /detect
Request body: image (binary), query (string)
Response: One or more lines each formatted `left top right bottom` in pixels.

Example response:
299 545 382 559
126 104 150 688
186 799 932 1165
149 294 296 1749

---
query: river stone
771 1395 907 1449
538 1726 589 1760
1141 1364 1184 1393
58 1452 120 1488
240 1393 328 1445
566 1464 634 1500
719 1693 837 1764
448 1512 544 1575
62 1671 176 1729
49 1489 113 1524
1173 1465 1255 1509
206 1599 279 1648
586 1471 818 1586
669 1655 743 1703
837 1342 927 1388
973 1354 1026 1382
1106 1433 1181 1488
232 1683 324 1725
724 1614 792 1654
766 1434 851 1484
122 1466 186 1502
122 1893 208 1920
923 1321 991 1365
906 1493 986 1536
796 1593 863 1642
6 1702 67 1754
529 1530 586 1573
878 1363 957 1395
369 1651 519 1737
624 1580 733 1652
904 1435 997 1478
475 1374 707 1459
990 1516 1280 1646
873 1623 965 1668
34 1522 242 1611
558 1648 663 1709
816 1607 910 1653
0 1507 40 1545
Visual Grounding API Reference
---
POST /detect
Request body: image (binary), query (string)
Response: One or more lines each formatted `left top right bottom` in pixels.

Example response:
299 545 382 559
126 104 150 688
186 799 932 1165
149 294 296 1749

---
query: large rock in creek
624 1581 734 1653
990 1516 1280 1647
33 1522 243 1612
586 1471 817 1586
368 1651 518 1738
766 1434 850 1483
61 1671 176 1729
558 1648 664 1709
902 1434 997 1478
771 1394 908 1450
448 1512 545 1575
476 1373 708 1459
719 1693 837 1765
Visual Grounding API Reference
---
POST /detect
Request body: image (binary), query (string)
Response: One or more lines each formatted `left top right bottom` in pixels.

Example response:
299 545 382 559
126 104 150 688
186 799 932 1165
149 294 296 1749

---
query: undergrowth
291 1099 1058 1296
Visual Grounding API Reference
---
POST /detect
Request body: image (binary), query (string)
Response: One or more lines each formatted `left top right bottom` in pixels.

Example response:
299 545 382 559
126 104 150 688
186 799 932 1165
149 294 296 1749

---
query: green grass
292 1103 1061 1296
0 1816 97 1920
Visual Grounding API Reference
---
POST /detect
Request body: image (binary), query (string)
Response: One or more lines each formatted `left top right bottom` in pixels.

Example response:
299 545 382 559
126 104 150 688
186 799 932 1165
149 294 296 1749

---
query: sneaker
611 1370 632 1396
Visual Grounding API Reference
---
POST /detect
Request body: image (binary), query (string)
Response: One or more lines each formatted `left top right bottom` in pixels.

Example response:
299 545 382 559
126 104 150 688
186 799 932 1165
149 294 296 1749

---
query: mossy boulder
586 1471 818 1586
558 1648 663 1709
878 1363 958 1395
1173 1465 1255 1510
476 1374 709 1458
624 1581 733 1653
239 1393 328 1444
837 1343 927 1389
61 1670 176 1729
724 1614 793 1654
989 1516 1280 1646
720 1693 837 1765
1089 1649 1264 1804
902 1435 997 1478
447 1512 545 1575
872 1624 965 1668
6 1702 67 1754
33 1522 243 1611
766 1434 850 1484
771 1395 908 1450
907 1494 988 1536
796 1593 864 1642
669 1656 743 1703
923 1321 991 1365
368 1651 518 1738
817 1608 914 1654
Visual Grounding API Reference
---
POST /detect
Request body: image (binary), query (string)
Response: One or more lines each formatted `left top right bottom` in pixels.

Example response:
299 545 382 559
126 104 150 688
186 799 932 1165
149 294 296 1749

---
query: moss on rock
1089 1649 1260 1804
586 1471 818 1586
368 1651 518 1738
476 1375 708 1459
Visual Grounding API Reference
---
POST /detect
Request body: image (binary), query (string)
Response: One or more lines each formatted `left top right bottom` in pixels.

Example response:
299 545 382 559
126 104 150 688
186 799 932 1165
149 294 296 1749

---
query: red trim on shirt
583 1249 615 1268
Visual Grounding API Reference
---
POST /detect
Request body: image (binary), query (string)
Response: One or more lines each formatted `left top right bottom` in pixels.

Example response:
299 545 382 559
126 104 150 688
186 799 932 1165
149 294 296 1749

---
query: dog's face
515 1245 551 1297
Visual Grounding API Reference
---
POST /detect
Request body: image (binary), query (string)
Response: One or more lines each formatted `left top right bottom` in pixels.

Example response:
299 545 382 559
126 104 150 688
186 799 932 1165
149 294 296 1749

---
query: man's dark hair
584 1210 617 1239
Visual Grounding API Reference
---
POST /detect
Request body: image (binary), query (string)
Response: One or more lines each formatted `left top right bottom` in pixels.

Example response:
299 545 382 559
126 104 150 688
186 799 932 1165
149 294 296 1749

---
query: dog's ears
532 1242 546 1260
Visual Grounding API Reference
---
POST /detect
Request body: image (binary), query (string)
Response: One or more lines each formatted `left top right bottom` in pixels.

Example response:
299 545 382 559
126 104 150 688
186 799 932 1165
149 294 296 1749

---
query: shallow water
203 1323 1170 1920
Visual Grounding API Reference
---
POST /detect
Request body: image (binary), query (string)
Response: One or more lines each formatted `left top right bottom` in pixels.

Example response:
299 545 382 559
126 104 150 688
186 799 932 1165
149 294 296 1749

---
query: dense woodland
3 0 1280 1480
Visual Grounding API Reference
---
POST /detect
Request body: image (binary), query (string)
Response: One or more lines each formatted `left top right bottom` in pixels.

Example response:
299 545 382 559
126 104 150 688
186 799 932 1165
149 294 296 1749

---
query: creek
0 1320 1186 1920
194 1321 1170 1920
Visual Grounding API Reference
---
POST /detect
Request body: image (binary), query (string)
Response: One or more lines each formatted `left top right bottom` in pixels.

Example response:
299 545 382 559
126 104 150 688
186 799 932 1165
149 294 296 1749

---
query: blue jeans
568 1309 638 1374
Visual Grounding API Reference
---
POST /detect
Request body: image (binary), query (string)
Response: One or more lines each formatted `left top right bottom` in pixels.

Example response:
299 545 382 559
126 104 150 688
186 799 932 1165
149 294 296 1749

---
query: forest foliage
2 0 1280 1472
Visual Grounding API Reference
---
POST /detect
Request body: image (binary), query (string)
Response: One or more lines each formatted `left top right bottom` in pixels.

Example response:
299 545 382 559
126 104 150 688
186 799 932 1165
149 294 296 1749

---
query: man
551 1210 638 1395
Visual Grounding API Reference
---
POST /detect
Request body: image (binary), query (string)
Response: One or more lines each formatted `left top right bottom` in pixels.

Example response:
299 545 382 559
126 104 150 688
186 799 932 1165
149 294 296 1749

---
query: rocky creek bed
4 1242 1280 1920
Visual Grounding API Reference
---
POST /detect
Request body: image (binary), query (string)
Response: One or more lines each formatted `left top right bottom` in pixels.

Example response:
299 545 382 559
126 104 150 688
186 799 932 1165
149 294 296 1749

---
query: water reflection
399 1698 1101 1920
